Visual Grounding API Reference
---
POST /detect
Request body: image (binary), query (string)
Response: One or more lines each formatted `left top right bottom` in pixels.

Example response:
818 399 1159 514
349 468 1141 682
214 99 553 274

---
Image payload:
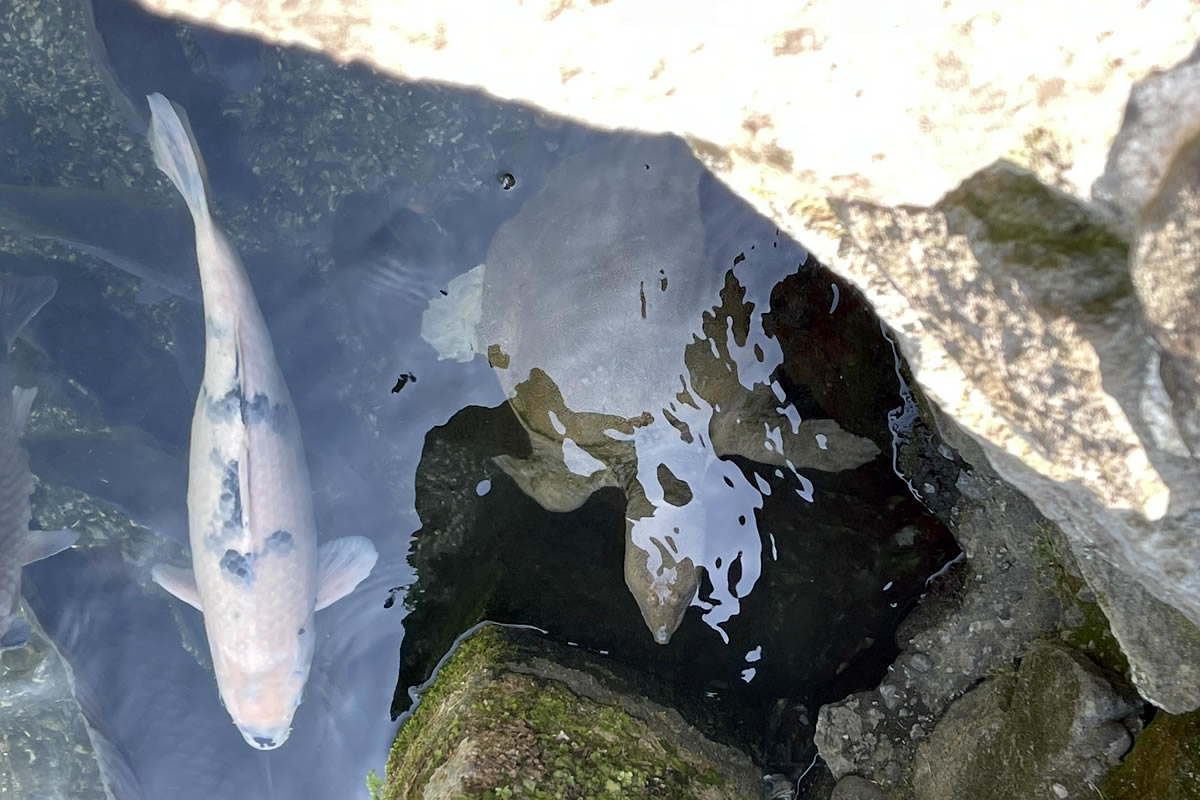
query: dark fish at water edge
0 273 79 650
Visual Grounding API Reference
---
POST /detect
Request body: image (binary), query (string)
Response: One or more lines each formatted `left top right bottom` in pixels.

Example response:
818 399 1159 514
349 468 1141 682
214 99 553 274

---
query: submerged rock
380 624 761 800
421 134 881 646
0 613 107 800
814 463 1064 793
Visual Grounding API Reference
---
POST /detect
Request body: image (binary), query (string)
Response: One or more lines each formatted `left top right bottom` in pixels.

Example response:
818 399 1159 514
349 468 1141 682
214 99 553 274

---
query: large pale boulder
133 0 1200 708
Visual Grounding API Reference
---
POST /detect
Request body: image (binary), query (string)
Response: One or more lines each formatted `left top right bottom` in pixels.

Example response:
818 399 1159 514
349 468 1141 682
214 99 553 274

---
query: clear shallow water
0 1 956 797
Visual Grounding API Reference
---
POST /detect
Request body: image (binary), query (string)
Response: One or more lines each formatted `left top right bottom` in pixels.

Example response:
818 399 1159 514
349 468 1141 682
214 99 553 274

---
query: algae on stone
911 640 1139 800
380 624 760 800
1100 708 1200 800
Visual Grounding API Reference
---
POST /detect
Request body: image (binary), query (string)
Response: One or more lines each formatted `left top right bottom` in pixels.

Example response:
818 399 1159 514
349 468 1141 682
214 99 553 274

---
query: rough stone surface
910 640 1140 800
1129 128 1200 458
814 455 1067 796
131 0 1200 713
830 159 1200 710
381 624 761 800
830 775 886 800
813 409 1157 799
134 0 1200 216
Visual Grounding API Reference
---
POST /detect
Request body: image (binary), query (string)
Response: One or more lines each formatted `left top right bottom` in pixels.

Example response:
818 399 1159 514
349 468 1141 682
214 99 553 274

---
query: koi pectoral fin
151 562 203 611
314 536 379 611
19 528 80 565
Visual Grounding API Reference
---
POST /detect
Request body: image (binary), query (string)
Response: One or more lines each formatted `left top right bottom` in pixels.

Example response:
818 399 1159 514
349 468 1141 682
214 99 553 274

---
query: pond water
0 1 957 798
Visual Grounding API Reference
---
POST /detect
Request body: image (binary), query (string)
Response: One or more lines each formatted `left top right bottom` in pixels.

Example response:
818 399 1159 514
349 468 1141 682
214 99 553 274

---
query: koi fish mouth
238 724 291 750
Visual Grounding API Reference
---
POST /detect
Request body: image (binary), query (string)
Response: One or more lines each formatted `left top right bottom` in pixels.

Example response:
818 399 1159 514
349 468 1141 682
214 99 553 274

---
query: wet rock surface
381 624 762 800
814 460 1063 793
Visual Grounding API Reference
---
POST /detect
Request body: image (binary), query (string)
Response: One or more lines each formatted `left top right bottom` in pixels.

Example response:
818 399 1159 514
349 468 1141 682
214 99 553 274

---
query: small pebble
909 652 932 672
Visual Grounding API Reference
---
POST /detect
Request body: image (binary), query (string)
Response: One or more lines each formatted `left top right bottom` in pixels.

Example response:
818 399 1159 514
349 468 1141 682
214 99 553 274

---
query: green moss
380 626 733 800
367 770 384 800
381 625 513 800
1032 522 1130 679
939 162 1133 320
452 674 721 799
1100 709 1200 799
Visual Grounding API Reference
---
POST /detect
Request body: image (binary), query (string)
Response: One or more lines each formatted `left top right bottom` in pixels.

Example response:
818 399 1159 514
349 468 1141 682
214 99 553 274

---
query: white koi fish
145 92 378 751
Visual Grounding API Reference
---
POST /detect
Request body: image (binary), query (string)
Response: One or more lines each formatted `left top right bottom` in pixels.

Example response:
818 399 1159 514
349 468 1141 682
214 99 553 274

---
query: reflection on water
0 0 958 797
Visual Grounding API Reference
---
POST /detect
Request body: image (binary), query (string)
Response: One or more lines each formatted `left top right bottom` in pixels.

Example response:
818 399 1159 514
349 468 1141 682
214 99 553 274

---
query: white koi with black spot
146 92 377 751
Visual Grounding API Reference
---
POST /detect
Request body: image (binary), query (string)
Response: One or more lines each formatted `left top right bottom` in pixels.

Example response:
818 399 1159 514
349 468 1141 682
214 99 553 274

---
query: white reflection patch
562 438 604 477
630 388 764 642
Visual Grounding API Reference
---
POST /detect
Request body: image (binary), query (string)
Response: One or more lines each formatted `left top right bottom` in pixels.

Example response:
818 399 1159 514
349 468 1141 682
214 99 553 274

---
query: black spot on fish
242 392 290 432
204 382 289 433
298 626 306 637
206 384 243 420
264 529 293 555
733 252 746 267
205 459 243 553
221 460 242 532
220 549 254 584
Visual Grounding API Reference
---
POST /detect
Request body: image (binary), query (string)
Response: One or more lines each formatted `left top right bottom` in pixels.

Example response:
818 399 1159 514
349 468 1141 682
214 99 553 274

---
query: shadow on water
0 0 962 797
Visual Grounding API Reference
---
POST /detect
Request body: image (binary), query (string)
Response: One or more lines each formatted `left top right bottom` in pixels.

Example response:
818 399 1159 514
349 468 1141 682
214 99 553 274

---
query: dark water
0 1 957 798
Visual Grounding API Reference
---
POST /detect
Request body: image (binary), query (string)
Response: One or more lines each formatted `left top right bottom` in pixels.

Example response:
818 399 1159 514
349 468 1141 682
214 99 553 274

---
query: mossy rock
1100 709 1200 800
911 640 1139 800
1032 520 1130 679
379 624 760 800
